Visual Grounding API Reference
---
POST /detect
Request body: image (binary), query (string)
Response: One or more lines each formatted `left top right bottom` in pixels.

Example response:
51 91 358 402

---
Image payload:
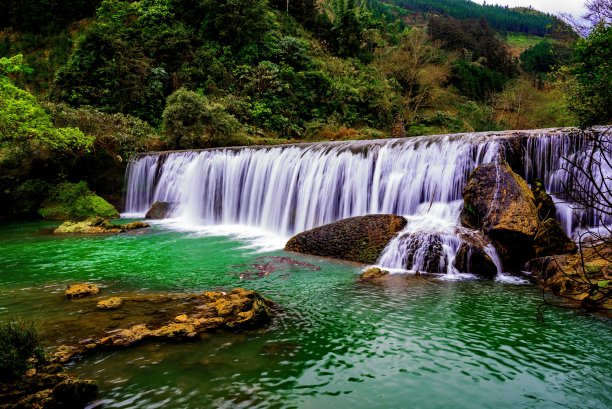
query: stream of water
0 222 609 408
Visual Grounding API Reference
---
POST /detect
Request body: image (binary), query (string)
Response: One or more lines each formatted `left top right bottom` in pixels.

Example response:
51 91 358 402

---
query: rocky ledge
51 288 273 363
285 215 407 264
0 363 98 409
54 217 149 234
528 241 611 313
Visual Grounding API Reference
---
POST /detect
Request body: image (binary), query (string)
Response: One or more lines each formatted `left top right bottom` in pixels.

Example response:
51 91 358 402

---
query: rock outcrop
452 231 498 278
96 297 122 310
528 241 611 313
359 267 390 282
52 288 273 363
145 202 174 219
0 363 98 409
65 283 100 299
461 161 575 271
285 215 407 264
54 217 150 234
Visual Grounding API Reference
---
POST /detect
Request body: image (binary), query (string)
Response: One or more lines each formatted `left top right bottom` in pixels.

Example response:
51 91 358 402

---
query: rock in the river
54 218 149 234
65 283 100 299
460 162 542 270
96 297 123 310
285 215 407 264
359 267 390 282
51 288 273 363
461 162 576 271
145 201 174 219
0 363 98 409
453 232 498 278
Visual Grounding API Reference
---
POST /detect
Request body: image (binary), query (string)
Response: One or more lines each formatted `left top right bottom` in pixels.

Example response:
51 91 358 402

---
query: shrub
39 181 119 220
0 318 45 382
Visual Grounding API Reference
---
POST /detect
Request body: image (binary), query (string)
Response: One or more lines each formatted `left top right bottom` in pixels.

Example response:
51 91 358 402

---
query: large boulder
145 201 174 219
453 231 498 278
284 215 407 264
460 161 540 270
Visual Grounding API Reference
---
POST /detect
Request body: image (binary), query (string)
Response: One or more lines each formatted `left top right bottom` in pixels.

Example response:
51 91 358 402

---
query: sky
474 0 587 18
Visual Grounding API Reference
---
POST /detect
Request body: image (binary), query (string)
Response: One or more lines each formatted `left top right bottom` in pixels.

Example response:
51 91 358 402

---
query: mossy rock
285 215 407 264
39 181 119 221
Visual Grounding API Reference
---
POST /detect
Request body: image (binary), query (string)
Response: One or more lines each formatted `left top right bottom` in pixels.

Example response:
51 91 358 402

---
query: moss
38 181 119 220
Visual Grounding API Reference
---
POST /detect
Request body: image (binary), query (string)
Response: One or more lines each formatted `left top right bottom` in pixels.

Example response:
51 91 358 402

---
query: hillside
384 0 562 36
2 0 610 222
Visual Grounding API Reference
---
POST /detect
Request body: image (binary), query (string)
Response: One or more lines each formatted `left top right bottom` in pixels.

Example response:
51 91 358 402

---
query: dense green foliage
162 88 245 149
563 24 612 127
39 181 119 220
0 318 44 382
0 0 101 33
520 40 572 73
0 0 608 220
389 0 558 36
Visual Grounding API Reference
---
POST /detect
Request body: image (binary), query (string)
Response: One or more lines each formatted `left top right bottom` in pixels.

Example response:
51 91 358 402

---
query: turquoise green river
0 221 610 408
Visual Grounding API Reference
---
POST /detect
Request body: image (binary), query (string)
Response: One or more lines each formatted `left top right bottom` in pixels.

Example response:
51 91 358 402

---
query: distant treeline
386 0 558 35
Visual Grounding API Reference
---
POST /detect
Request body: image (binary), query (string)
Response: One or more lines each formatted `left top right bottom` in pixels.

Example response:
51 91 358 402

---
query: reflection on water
0 222 610 409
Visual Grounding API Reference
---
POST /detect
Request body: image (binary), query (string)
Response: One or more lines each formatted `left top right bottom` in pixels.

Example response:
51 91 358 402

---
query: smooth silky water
0 221 610 409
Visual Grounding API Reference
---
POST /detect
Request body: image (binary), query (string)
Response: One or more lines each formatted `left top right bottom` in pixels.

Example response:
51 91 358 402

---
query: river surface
0 221 610 408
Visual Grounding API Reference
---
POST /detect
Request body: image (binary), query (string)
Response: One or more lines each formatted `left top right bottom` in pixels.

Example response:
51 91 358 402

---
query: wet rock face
453 232 498 278
461 162 540 270
145 201 174 219
65 283 100 299
285 215 407 264
461 162 577 271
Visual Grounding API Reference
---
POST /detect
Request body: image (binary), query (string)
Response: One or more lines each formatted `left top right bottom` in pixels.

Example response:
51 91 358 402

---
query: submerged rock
285 215 407 264
51 288 273 363
65 283 100 299
96 297 123 310
145 201 174 219
54 218 150 234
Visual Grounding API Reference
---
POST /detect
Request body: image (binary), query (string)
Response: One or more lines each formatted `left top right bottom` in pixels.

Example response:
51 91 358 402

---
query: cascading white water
125 134 501 237
125 129 608 274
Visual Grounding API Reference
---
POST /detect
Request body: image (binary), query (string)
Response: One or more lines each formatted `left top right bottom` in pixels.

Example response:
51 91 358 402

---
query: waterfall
125 129 608 274
125 133 500 236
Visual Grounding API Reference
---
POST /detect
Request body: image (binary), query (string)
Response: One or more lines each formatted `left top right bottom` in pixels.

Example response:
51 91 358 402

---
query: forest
0 0 610 220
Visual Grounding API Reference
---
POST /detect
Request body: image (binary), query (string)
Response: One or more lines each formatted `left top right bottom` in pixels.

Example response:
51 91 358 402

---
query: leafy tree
162 88 243 149
520 40 571 74
562 24 612 128
0 55 92 154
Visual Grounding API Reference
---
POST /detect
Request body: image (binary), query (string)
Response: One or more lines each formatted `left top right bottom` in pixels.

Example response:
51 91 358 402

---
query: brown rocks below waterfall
460 161 575 271
527 242 611 314
284 215 407 264
453 231 498 278
145 201 175 219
